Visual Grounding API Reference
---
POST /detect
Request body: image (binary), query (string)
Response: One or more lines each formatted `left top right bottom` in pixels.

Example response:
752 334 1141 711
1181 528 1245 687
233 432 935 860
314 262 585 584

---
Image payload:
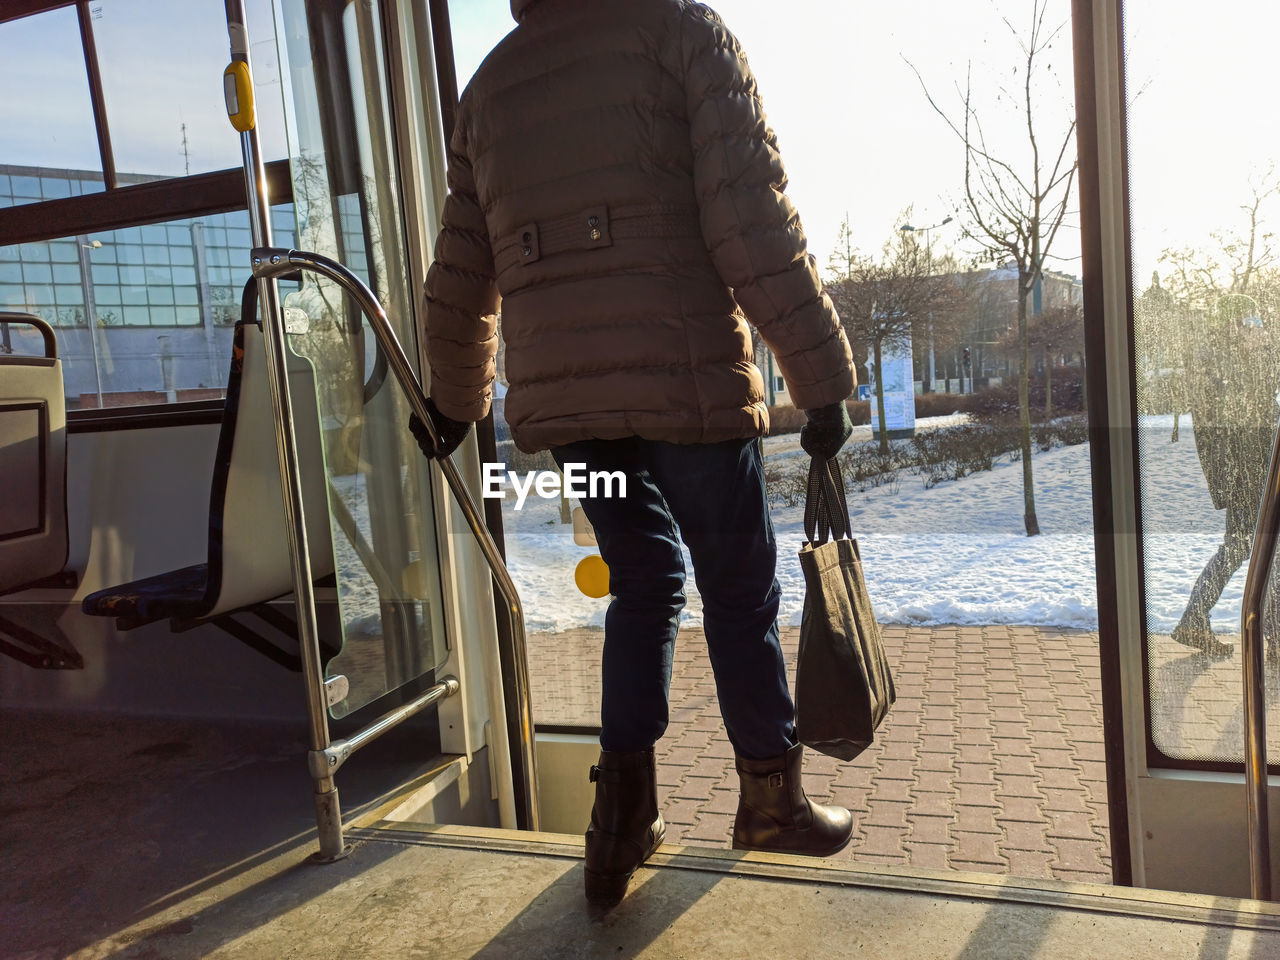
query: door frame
1075 0 1280 898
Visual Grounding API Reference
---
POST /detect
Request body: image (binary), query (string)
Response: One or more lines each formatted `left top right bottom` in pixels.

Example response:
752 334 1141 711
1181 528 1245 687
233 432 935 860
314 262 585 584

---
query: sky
3 1 1277 291
0 0 284 182
450 0 1280 287
449 0 1082 270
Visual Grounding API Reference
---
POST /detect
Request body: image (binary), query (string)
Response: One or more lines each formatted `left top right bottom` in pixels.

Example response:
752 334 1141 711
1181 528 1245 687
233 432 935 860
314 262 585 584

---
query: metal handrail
1241 421 1279 902
251 246 540 833
309 677 462 779
225 0 346 862
226 1 489 859
0 312 57 359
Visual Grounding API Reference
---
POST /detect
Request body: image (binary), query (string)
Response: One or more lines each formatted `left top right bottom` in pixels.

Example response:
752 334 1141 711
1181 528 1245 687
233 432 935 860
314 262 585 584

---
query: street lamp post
766 348 776 406
899 216 953 393
78 238 105 409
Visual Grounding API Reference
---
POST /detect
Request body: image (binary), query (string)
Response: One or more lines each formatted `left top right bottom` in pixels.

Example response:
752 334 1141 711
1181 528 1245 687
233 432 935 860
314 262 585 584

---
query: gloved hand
408 397 472 459
800 401 853 460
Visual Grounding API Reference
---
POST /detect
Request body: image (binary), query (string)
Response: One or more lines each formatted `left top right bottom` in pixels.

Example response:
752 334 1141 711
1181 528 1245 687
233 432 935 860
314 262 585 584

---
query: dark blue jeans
550 436 795 760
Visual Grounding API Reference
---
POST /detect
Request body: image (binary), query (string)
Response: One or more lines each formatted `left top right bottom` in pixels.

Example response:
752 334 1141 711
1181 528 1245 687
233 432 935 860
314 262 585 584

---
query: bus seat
0 313 68 596
0 313 81 669
81 280 335 630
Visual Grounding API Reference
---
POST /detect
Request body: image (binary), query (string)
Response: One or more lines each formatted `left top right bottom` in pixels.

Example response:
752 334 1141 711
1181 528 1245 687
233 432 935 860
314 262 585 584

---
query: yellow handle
223 61 255 132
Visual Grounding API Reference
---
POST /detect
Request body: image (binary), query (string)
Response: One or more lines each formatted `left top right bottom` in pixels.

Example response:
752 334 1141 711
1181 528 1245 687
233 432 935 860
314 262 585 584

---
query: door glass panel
275 0 447 718
1126 0 1280 764
0 8 103 199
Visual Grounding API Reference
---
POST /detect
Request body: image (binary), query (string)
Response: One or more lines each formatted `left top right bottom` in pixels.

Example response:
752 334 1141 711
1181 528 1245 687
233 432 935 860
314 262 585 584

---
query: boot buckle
588 764 624 784
768 772 784 789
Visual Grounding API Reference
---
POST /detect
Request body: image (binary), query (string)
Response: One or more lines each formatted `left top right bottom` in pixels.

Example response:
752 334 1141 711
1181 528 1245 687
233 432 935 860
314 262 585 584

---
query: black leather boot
733 742 852 856
584 748 665 906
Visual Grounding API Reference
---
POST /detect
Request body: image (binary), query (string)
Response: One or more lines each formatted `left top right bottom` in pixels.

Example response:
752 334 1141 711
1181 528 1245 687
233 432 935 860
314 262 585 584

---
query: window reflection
1128 0 1280 765
0 167 297 410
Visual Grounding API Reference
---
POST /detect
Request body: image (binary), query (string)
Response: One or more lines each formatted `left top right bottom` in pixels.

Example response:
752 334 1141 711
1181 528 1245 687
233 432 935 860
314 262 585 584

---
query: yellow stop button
574 555 610 598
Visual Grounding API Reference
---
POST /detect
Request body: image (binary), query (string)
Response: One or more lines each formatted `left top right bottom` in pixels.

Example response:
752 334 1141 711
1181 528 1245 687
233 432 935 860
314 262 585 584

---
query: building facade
1 162 297 408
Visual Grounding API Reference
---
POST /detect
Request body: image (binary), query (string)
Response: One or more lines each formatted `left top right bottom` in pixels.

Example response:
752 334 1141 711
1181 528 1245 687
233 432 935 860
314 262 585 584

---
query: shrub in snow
764 414 1089 503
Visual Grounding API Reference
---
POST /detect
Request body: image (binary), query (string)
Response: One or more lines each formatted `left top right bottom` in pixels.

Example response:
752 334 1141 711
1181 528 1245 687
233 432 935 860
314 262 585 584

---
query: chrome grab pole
1241 419 1279 902
251 246 541 832
223 0 347 861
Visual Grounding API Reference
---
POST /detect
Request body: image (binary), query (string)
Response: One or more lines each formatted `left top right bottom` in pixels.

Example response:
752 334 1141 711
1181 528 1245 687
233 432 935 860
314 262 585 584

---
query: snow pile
500 414 1247 634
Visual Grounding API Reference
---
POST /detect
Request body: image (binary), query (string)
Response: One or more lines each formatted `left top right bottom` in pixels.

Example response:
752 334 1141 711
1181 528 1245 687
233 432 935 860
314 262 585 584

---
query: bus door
1080 0 1280 900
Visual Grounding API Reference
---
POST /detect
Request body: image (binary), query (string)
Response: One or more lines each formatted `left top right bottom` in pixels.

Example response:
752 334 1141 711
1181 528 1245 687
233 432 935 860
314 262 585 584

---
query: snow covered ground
497 414 1251 634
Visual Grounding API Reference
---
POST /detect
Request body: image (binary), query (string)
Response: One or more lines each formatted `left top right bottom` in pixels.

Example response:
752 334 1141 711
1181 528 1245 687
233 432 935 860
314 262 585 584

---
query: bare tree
998 302 1084 418
1134 272 1194 440
828 214 956 454
1147 171 1279 445
913 269 975 385
943 267 1016 386
909 0 1077 536
1160 167 1279 310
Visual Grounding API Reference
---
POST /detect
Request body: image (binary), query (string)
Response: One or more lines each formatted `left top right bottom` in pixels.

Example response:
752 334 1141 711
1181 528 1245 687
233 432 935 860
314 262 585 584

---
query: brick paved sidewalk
527 624 1112 885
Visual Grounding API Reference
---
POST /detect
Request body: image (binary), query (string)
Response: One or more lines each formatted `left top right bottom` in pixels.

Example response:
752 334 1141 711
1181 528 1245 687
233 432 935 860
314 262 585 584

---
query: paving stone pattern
527 624 1114 884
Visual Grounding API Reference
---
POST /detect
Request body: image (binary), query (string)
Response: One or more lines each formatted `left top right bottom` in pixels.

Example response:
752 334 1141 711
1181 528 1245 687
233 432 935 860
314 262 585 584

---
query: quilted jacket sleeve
423 116 500 423
678 4 854 410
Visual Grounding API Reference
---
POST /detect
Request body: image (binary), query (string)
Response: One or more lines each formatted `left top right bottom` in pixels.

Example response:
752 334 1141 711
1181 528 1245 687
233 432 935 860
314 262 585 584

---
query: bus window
0 7 104 200
0 203 296 410
89 0 287 178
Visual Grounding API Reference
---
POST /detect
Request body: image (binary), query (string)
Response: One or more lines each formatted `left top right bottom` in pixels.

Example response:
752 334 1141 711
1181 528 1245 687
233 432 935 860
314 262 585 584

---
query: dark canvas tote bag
794 457 896 761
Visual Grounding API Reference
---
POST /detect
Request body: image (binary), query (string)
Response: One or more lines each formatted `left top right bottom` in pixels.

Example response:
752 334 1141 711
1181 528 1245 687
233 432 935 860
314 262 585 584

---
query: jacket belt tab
582 205 611 248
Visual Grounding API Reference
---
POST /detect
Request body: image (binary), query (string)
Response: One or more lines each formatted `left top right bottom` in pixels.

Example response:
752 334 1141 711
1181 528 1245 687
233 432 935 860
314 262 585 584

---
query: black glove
409 397 471 459
800 401 853 460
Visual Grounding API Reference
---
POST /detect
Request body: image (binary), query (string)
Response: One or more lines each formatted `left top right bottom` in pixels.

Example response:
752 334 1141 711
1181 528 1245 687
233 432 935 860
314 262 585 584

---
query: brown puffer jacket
425 0 855 453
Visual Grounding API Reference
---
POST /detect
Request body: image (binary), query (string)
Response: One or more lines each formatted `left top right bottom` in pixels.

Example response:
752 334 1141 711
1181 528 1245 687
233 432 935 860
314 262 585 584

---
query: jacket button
522 245 532 257
522 231 532 242
589 229 602 241
587 215 599 227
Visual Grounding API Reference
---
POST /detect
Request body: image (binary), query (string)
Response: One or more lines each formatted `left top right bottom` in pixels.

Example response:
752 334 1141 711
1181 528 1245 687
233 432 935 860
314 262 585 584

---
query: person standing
412 0 857 906
1173 294 1279 657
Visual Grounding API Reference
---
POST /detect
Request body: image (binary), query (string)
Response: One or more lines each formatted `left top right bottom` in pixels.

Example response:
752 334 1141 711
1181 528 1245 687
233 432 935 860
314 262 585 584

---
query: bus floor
4 708 1279 958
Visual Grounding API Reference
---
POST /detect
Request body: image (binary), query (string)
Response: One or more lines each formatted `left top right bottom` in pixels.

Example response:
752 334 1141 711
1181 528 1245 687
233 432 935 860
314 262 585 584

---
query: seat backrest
0 314 67 596
201 283 335 618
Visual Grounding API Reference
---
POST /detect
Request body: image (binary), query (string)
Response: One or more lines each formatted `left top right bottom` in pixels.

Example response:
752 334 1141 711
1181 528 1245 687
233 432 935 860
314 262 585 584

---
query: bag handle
803 457 852 544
